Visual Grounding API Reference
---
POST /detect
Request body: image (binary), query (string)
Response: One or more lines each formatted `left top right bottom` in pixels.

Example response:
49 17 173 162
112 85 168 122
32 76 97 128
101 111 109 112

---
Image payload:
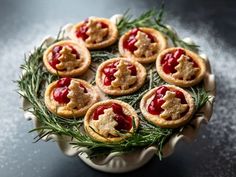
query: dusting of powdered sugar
0 18 63 176
0 10 235 177
166 16 236 176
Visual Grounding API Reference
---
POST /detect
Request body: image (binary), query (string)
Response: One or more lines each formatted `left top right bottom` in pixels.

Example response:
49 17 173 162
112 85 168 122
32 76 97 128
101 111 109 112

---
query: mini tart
43 40 91 77
44 78 99 118
70 17 118 49
119 27 167 64
156 47 206 87
96 58 147 96
84 100 139 143
140 85 195 128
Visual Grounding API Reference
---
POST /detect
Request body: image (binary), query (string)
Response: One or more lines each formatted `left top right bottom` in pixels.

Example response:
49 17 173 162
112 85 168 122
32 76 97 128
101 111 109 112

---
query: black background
0 0 235 177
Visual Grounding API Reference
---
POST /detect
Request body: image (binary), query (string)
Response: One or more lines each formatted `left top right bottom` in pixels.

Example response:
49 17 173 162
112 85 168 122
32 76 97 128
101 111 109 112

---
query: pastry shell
156 47 206 87
96 58 147 96
119 27 167 64
44 78 99 118
43 40 91 77
70 17 118 50
140 85 195 128
84 100 139 143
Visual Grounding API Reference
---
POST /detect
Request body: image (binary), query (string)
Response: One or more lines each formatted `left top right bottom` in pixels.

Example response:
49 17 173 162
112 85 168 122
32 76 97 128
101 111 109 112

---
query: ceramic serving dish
22 15 215 173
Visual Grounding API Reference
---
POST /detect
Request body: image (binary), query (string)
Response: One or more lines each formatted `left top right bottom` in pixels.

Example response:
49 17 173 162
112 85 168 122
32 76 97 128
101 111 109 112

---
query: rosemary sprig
153 20 199 53
17 6 211 160
189 84 212 111
91 50 118 63
117 5 199 52
17 34 173 159
90 42 119 63
117 8 159 35
18 40 84 139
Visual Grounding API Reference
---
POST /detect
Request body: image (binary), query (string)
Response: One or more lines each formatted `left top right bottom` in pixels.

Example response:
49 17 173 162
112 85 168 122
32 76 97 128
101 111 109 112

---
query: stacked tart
42 16 206 142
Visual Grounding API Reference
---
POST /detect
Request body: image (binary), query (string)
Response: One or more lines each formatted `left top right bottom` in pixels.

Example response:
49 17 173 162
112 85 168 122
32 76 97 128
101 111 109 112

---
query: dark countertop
0 0 235 176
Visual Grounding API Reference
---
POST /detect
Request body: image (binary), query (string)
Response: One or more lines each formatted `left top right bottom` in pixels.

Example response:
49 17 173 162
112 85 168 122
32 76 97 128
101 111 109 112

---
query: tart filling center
161 49 199 80
102 59 137 89
147 86 188 120
53 78 90 109
123 28 158 57
49 45 81 70
76 18 108 44
91 103 132 137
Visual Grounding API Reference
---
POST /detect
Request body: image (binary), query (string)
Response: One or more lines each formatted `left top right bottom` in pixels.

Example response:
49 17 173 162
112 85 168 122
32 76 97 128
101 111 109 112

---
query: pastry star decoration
160 91 188 120
85 18 108 44
91 108 118 137
111 59 137 90
134 31 158 57
172 55 199 80
56 46 81 71
66 80 90 109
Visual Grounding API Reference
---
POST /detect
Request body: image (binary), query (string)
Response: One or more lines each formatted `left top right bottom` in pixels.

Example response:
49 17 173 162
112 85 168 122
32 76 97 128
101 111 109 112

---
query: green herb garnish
17 5 210 160
117 4 199 52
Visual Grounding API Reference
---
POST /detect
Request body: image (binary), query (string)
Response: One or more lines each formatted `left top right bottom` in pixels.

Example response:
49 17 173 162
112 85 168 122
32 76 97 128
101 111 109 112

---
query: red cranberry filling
49 58 60 70
49 45 80 70
76 24 89 40
93 103 132 131
79 83 88 93
49 45 62 69
102 61 137 86
70 46 80 59
53 87 70 104
174 90 187 104
56 77 71 87
103 62 117 86
161 49 198 74
53 78 87 104
123 28 155 53
127 64 137 76
98 22 108 28
147 86 168 115
147 86 187 116
76 20 108 41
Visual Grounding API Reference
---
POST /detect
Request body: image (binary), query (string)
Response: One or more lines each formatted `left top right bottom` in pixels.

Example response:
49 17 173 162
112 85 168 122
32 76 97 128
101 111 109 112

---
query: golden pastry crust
140 85 195 128
96 58 147 96
84 100 139 143
156 47 206 87
119 27 167 64
70 17 118 50
44 78 99 118
43 40 91 77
